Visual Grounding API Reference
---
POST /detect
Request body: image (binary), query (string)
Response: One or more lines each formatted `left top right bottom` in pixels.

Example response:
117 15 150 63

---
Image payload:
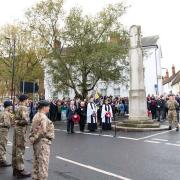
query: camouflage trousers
168 110 179 128
0 128 8 162
12 126 27 170
32 139 50 180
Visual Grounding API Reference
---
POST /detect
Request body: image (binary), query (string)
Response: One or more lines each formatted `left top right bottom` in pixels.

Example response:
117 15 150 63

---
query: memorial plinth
117 25 167 131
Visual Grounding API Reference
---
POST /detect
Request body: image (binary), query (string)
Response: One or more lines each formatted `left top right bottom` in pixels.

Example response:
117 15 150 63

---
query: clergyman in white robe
87 102 97 131
101 103 113 130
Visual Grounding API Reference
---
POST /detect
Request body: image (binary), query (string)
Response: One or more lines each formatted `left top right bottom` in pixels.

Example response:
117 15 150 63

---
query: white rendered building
44 35 163 99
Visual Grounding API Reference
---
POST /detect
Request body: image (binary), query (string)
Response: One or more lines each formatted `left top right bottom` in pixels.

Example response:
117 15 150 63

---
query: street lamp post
5 37 16 111
12 38 16 111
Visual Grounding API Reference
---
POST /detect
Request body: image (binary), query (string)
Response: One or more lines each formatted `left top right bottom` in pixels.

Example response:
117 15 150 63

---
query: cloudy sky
0 0 179 75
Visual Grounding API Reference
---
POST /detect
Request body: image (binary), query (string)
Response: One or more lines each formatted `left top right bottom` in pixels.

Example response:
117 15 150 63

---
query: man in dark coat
150 96 157 120
66 100 76 134
77 101 87 132
49 100 57 122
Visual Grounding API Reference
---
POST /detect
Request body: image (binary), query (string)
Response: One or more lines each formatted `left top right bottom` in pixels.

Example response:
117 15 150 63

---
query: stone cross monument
117 25 163 131
128 25 149 122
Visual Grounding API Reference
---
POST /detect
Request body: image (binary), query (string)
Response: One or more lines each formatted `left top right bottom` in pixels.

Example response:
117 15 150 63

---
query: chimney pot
165 69 169 79
172 64 175 76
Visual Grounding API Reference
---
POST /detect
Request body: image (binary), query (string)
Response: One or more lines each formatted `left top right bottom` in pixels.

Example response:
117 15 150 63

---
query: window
53 91 58 99
100 88 107 96
114 88 120 96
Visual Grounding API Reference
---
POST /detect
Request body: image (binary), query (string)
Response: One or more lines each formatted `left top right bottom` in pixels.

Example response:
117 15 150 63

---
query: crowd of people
25 94 180 133
0 93 180 179
39 96 129 133
0 94 128 179
147 94 180 122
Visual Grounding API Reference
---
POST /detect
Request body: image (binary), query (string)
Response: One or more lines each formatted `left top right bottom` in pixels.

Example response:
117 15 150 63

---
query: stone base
128 116 150 121
119 122 160 128
112 124 169 132
123 119 154 124
113 119 168 132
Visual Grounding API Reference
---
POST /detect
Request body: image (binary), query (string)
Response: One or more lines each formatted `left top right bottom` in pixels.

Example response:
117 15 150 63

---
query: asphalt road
1 121 180 180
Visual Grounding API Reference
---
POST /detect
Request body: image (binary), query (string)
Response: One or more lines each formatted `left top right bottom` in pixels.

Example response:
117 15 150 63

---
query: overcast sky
0 0 179 75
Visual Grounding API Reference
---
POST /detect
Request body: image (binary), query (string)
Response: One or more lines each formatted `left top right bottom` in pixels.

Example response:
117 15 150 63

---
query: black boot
168 126 172 130
0 161 11 167
176 127 179 132
13 169 17 176
14 169 31 178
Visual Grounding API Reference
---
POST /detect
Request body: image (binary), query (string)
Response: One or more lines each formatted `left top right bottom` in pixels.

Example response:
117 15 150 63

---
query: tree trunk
81 71 88 100
82 89 88 100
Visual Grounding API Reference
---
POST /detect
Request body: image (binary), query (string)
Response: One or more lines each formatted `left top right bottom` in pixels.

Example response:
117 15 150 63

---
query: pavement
1 120 180 180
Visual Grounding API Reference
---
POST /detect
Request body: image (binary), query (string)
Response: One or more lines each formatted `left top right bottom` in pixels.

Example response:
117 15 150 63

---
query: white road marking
55 128 175 142
144 140 161 144
117 136 138 141
101 134 114 138
152 138 168 142
56 129 67 132
83 132 114 138
56 156 132 180
166 143 180 147
7 141 30 149
55 129 138 140
137 129 175 140
7 141 12 145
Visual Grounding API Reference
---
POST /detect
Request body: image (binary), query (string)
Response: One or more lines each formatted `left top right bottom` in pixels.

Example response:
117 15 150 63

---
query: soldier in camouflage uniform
29 100 54 180
167 94 179 131
0 101 13 167
12 95 31 178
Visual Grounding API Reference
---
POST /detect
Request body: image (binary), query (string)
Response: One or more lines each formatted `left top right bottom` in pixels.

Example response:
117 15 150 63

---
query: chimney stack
165 69 169 79
172 64 175 76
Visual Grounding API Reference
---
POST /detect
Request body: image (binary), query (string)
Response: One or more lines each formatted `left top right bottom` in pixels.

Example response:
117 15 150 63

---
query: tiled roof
171 71 180 86
163 71 180 85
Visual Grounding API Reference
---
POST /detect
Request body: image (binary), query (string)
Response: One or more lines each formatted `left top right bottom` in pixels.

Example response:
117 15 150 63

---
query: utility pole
12 38 16 111
4 36 16 111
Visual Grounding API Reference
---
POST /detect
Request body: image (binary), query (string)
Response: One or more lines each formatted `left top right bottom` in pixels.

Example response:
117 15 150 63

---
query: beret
4 101 13 108
38 100 50 109
19 94 28 102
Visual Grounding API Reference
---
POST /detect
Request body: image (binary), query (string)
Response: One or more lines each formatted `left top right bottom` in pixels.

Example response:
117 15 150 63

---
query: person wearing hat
12 94 31 178
66 100 77 134
29 100 54 180
101 98 113 130
0 101 13 167
77 101 87 132
87 96 98 132
167 94 179 131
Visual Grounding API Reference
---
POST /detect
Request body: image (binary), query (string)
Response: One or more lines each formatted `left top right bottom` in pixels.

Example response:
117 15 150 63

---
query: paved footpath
1 122 180 180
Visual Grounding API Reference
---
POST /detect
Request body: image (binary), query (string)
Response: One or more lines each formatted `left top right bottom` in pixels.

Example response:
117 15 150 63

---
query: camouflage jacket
167 100 179 110
29 112 55 145
15 105 29 126
0 110 14 128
